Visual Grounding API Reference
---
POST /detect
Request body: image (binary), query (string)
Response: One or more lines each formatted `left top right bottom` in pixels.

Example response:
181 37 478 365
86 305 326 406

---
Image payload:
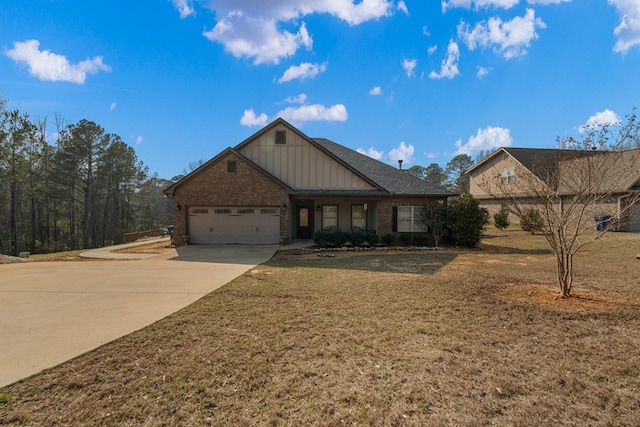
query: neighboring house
467 147 640 231
163 119 453 245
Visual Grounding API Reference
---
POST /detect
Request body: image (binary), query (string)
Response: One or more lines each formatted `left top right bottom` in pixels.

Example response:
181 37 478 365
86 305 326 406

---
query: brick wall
170 151 290 246
376 196 447 235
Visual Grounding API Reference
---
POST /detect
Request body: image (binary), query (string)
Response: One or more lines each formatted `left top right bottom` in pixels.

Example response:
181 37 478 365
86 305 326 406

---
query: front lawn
1 230 639 426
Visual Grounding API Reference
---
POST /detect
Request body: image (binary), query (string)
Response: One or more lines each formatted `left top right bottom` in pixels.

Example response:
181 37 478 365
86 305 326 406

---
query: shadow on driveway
167 244 278 265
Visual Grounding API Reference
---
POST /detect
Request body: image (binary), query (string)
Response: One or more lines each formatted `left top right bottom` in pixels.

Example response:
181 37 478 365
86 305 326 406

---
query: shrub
494 210 510 230
313 231 331 247
349 232 365 246
313 230 350 247
399 234 412 246
445 193 489 248
412 234 429 246
520 208 544 234
381 233 395 246
362 233 378 245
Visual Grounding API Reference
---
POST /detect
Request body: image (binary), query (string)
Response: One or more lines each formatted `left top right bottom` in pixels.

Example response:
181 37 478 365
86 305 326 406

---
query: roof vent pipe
398 159 403 170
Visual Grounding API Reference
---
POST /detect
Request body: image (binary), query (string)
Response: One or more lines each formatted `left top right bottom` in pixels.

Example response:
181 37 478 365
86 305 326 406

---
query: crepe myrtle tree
478 111 640 297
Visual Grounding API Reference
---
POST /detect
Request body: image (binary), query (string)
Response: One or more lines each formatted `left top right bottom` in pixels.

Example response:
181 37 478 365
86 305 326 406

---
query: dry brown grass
112 241 173 255
1 230 640 426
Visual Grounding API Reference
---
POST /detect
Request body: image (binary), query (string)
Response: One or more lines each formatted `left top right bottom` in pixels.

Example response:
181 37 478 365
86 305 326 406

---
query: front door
296 205 313 238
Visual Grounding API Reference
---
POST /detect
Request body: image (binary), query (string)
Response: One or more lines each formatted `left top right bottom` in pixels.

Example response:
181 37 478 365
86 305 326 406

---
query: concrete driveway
0 244 277 388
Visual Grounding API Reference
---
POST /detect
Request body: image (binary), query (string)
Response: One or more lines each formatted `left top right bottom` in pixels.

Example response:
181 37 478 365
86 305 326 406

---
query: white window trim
397 206 426 233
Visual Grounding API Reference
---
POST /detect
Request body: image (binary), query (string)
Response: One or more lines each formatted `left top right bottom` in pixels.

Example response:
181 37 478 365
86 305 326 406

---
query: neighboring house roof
313 137 451 196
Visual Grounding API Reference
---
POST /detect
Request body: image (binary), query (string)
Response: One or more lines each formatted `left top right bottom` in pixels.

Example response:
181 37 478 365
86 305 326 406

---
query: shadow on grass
481 245 554 255
266 251 459 275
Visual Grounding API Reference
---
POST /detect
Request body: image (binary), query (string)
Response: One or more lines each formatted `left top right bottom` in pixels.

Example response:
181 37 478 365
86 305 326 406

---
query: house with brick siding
163 118 453 245
467 147 640 231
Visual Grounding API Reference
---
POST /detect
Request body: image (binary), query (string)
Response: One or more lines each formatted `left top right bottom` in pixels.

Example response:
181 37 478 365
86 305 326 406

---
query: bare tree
477 112 640 297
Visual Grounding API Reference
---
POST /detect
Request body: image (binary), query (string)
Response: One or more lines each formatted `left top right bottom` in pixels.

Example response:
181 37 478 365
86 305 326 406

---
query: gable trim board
164 119 454 245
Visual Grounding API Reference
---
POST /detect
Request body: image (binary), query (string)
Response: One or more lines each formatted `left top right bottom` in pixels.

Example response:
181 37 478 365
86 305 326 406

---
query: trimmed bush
412 234 429 246
520 208 543 234
363 233 378 245
399 234 412 246
445 193 489 248
381 233 395 246
493 210 510 230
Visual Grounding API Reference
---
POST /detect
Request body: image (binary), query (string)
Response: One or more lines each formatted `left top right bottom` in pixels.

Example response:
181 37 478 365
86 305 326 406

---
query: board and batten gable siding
239 124 377 191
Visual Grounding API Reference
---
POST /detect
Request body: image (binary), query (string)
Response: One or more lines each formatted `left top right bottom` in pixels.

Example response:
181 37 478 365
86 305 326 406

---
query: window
351 205 366 230
322 205 338 230
215 208 232 214
501 167 515 184
275 130 286 144
227 161 237 173
397 206 426 232
261 208 278 215
237 208 254 214
192 208 208 214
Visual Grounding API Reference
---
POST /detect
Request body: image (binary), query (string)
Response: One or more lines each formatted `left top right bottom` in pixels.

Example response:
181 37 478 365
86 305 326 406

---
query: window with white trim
351 205 366 230
397 206 426 232
501 167 516 184
322 205 338 230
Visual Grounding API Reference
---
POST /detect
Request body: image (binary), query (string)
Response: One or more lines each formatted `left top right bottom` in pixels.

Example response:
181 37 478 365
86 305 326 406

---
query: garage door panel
189 206 280 244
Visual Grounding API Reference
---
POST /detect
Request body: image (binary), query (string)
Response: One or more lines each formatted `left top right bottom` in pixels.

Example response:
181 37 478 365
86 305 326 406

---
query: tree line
407 153 476 193
0 98 173 256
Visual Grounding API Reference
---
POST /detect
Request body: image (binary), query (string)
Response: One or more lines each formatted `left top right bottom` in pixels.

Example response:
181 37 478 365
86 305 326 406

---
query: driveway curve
0 244 277 387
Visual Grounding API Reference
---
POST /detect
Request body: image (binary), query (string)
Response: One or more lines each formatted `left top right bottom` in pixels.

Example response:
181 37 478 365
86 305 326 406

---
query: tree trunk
555 250 573 297
10 179 19 256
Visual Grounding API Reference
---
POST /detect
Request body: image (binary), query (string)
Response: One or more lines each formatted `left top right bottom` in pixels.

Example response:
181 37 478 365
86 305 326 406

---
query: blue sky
1 0 639 179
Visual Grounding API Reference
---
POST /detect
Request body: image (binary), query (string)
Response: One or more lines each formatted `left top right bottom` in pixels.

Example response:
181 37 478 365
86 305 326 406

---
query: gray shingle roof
313 138 452 196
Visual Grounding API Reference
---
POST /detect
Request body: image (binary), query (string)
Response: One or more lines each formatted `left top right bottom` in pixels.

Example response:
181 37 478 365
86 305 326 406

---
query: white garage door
188 206 280 244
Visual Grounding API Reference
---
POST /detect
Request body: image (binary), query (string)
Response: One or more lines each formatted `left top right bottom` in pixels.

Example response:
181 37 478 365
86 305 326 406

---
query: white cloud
171 0 195 18
609 0 640 54
527 0 571 4
422 25 431 36
455 126 512 155
6 39 111 84
477 66 491 77
442 0 519 12
579 109 621 133
428 45 438 55
402 58 417 77
276 103 348 126
369 86 382 95
195 1 396 64
109 102 117 111
388 141 415 164
204 14 312 65
357 147 384 160
457 8 546 59
240 109 269 127
136 136 144 145
278 62 327 83
285 93 308 104
398 1 409 15
429 40 460 79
